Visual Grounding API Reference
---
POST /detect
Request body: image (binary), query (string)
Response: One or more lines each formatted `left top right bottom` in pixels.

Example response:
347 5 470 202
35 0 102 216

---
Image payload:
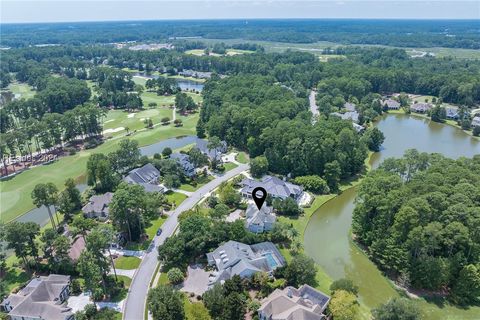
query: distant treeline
1 19 479 49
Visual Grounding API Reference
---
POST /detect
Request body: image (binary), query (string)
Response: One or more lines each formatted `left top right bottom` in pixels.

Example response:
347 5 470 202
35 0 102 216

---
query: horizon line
2 17 479 25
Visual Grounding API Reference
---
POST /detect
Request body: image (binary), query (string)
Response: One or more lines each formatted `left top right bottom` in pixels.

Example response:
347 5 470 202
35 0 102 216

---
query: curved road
123 163 248 320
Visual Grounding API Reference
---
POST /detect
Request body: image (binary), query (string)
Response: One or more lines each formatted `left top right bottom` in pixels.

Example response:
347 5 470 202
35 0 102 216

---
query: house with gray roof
1 274 73 320
343 102 356 112
206 241 285 287
196 139 228 162
331 111 360 123
383 98 401 110
245 204 276 233
241 176 304 202
410 102 432 113
82 192 113 220
123 163 165 193
471 116 480 127
170 152 196 177
445 106 459 119
258 284 330 320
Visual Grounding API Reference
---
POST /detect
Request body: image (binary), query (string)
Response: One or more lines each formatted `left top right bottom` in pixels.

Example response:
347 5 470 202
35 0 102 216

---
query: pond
139 135 201 156
304 114 480 319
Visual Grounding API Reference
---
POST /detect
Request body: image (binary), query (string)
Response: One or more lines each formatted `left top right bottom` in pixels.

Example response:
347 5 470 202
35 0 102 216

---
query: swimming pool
264 252 278 269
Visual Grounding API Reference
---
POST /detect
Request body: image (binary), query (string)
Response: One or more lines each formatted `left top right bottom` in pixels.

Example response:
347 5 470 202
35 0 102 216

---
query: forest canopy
352 150 480 305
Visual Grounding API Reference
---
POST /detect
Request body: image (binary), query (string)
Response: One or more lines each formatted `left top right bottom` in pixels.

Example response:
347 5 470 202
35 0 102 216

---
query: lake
132 72 204 92
304 114 480 319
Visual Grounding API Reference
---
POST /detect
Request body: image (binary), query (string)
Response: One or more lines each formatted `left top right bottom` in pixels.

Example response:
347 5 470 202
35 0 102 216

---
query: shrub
167 267 185 285
473 126 480 136
293 175 330 194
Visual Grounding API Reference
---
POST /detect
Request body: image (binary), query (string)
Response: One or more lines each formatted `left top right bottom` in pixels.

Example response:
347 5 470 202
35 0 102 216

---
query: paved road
123 163 248 320
309 90 319 122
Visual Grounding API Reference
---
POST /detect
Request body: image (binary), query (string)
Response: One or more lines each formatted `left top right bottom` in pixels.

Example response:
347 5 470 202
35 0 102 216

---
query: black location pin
252 187 267 210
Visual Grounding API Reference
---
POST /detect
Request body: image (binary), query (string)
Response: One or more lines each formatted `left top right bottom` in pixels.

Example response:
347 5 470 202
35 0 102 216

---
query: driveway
123 163 249 320
180 265 210 296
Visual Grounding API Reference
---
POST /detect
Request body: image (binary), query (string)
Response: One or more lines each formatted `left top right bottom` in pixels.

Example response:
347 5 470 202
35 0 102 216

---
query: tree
87 153 118 192
283 254 317 287
362 127 385 152
173 119 183 127
218 182 241 207
147 285 185 320
71 215 97 240
273 197 301 216
430 106 446 123
203 283 225 319
293 175 329 194
250 156 269 178
324 161 341 191
5 221 40 267
167 268 185 285
329 290 359 320
473 126 480 137
211 203 230 219
161 117 170 125
372 298 420 320
451 264 480 305
187 147 208 168
57 178 82 221
109 139 140 173
31 182 59 229
162 147 173 157
330 278 359 295
77 250 105 300
164 174 181 189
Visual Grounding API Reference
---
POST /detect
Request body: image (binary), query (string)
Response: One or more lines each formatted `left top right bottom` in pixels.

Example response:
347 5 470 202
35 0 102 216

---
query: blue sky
1 1 479 23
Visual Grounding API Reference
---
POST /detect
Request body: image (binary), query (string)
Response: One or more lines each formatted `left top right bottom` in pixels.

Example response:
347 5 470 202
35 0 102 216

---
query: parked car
156 228 163 236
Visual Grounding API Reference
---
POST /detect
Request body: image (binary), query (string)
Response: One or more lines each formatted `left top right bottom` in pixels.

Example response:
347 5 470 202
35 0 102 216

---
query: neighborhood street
122 163 249 320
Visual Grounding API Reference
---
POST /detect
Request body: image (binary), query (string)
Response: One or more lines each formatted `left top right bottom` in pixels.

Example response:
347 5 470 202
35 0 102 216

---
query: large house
170 152 196 177
245 204 276 233
445 106 459 119
410 102 432 113
241 176 304 202
123 163 165 193
82 192 113 220
472 116 480 127
196 139 228 162
343 102 356 112
206 241 285 286
258 285 330 320
382 98 401 110
330 111 360 123
1 274 73 320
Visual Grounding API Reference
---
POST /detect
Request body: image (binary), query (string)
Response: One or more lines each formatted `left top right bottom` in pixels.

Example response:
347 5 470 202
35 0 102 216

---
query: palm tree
31 183 59 230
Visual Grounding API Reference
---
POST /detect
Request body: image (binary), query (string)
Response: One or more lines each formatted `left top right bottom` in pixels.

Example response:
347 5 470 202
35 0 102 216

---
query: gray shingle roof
82 192 113 215
241 176 303 200
1 275 72 320
170 152 195 176
196 139 227 160
124 163 160 184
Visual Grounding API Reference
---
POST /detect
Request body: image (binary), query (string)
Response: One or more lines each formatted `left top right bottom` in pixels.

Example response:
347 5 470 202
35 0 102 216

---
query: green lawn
116 275 132 288
179 175 214 192
0 111 199 223
3 256 30 293
114 256 141 270
145 215 167 239
235 151 249 164
6 82 36 100
185 49 205 56
223 162 238 171
157 273 169 286
184 296 212 320
165 191 188 207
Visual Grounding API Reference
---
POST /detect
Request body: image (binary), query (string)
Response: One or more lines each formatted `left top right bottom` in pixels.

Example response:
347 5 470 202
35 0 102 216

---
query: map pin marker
252 187 267 210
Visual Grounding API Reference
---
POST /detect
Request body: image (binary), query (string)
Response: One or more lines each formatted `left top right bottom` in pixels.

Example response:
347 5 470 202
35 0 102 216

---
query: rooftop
241 175 303 200
82 192 113 214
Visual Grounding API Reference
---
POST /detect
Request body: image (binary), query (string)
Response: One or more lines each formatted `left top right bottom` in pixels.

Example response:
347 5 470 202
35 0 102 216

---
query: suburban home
241 176 304 202
472 116 480 127
196 139 228 162
178 69 212 79
68 235 86 262
123 163 165 193
445 106 459 119
206 241 285 286
330 111 360 123
410 102 432 113
170 152 196 177
383 98 401 110
343 102 356 112
0 274 73 320
258 284 331 320
82 192 113 220
245 203 276 233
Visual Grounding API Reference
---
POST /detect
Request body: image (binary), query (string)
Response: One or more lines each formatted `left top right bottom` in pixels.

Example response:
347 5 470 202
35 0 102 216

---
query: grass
185 49 205 56
184 296 212 320
158 273 169 286
179 175 214 192
117 275 132 288
3 255 30 293
165 190 188 207
223 162 238 171
0 109 199 223
114 256 142 270
5 82 36 100
145 215 167 240
235 151 249 164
